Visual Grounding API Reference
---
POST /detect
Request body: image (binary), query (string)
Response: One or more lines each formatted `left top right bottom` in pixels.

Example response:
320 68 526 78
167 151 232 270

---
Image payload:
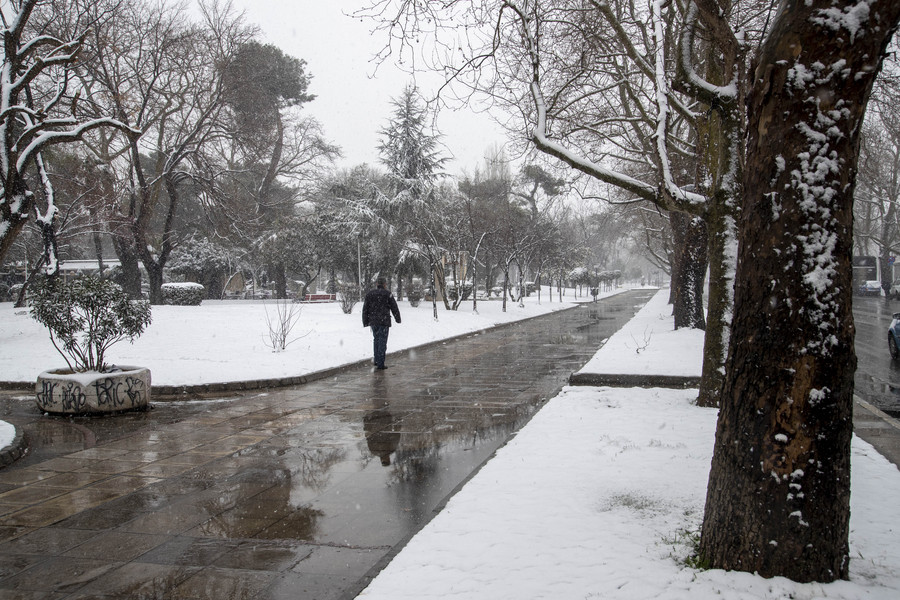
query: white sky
227 0 510 174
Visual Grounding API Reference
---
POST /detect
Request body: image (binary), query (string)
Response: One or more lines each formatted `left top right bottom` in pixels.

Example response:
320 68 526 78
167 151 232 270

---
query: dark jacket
362 287 401 327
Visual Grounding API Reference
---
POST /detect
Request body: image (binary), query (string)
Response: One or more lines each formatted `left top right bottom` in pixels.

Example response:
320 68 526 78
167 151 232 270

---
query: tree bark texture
699 0 900 582
670 211 708 330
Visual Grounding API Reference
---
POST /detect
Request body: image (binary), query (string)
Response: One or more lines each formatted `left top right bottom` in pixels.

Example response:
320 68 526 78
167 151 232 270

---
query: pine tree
375 85 451 316
378 85 448 184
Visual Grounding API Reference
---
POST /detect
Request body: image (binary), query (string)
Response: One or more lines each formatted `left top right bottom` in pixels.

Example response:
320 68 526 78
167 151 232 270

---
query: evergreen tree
378 85 448 184
375 85 451 315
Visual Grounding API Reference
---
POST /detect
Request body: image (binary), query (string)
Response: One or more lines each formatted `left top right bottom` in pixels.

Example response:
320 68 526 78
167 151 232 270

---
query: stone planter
35 366 151 415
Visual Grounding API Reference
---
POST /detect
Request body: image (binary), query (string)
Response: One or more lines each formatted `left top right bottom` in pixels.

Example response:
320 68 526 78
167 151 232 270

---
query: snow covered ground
358 290 900 600
576 287 705 378
2 288 899 598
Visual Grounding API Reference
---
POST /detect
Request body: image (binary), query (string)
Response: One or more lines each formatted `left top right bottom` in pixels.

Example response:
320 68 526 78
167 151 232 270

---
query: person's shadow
363 378 401 466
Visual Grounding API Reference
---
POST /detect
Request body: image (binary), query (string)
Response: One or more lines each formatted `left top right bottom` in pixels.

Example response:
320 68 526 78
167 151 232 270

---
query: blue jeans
371 325 390 368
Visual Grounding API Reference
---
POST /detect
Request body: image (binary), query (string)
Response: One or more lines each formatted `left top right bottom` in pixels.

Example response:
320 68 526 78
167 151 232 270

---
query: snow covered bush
167 236 233 297
162 282 205 306
30 276 152 373
568 266 588 282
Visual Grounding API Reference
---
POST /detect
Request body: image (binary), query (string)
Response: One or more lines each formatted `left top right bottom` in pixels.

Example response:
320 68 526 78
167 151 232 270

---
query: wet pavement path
0 290 655 600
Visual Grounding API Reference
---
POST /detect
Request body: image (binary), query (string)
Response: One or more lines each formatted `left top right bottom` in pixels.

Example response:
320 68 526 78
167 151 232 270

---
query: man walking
362 277 401 370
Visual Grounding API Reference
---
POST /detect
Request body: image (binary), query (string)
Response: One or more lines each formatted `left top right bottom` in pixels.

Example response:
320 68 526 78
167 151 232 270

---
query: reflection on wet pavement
0 291 654 599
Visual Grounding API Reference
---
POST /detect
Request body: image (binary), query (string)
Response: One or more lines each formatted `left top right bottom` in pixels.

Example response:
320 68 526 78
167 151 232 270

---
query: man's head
376 277 387 289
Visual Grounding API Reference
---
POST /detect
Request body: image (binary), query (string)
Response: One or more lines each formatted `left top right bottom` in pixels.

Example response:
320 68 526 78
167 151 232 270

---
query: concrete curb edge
0 424 27 469
568 372 702 388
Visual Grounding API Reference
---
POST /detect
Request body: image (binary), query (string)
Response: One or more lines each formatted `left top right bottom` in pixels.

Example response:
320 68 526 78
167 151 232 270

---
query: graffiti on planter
94 375 146 408
37 380 90 412
60 382 88 412
124 376 147 405
36 380 58 409
36 370 149 414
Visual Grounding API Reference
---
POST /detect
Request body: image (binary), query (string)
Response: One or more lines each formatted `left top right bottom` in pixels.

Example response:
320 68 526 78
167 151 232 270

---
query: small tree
262 299 305 352
30 276 152 373
338 282 359 315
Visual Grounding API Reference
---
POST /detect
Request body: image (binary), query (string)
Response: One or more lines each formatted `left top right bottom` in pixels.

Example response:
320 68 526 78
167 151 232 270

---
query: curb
0 424 27 469
0 381 32 391
855 395 900 430
568 373 702 388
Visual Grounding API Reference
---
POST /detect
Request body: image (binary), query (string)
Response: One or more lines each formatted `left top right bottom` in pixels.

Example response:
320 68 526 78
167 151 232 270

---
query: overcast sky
227 0 509 174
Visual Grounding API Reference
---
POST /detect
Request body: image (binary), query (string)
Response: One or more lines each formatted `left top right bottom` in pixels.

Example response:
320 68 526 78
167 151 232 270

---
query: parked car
890 280 900 300
858 280 882 297
889 312 900 359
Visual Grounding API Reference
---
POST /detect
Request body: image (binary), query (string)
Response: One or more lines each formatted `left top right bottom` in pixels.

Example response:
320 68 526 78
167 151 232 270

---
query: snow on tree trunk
699 0 900 582
697 201 737 408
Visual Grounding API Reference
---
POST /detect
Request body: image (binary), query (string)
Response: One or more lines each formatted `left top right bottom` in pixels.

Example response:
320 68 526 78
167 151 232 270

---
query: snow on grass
576 287 705 377
0 420 14 452
357 385 900 600
356 290 900 599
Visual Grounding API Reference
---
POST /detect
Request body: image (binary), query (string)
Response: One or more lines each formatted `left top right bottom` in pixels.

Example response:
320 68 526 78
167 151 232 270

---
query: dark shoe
376 365 388 370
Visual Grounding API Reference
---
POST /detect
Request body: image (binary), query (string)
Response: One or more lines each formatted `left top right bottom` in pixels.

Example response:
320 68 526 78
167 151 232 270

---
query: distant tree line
0 2 649 310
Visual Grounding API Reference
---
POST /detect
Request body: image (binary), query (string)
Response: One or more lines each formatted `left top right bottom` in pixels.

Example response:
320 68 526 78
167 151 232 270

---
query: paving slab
0 290 656 599
853 397 900 469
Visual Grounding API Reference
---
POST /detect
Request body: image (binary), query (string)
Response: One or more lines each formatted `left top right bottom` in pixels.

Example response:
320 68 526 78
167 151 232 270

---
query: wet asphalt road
0 290 656 600
853 295 900 418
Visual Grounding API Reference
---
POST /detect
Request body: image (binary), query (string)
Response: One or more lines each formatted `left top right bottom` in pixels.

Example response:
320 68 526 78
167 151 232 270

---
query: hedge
161 282 205 306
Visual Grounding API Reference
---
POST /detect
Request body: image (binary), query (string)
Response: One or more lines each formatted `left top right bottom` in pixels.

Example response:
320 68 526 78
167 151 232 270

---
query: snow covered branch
675 1 739 108
523 1 704 209
15 117 141 174
650 0 707 207
587 0 697 124
0 0 145 264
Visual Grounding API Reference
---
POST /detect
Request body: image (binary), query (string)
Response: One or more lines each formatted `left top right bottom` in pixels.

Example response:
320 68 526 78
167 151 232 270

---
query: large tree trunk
145 261 164 305
878 197 898 295
669 211 707 329
699 0 900 582
139 176 180 305
693 77 742 409
111 234 143 299
92 229 107 276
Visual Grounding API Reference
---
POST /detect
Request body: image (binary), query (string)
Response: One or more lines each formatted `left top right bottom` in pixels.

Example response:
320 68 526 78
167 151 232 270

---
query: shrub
338 283 359 315
407 288 422 307
162 282 205 305
30 276 152 373
263 299 307 352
